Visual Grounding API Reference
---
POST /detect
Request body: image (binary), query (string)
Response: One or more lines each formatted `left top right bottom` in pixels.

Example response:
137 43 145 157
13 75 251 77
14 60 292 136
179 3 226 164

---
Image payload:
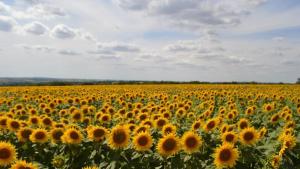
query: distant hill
0 77 294 86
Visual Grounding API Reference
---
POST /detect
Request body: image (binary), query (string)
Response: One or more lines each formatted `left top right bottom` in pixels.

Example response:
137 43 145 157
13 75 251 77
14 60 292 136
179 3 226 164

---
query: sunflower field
0 84 299 169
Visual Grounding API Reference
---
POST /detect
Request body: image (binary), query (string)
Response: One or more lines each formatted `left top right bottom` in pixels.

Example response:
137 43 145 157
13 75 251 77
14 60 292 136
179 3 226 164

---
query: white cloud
97 42 141 53
272 36 285 42
0 2 11 13
51 24 76 39
0 16 17 32
23 21 49 35
115 0 149 10
17 44 55 52
58 49 81 56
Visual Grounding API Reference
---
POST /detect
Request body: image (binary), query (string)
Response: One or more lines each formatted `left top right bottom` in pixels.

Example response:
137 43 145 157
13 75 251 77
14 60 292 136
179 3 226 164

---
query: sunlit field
0 85 299 169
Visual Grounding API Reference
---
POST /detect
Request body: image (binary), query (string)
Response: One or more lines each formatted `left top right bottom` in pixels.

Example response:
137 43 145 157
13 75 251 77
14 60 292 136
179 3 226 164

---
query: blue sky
0 0 299 82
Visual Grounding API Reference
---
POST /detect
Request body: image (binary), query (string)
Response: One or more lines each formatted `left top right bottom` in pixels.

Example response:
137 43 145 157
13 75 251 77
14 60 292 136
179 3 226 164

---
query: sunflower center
113 131 126 144
43 118 51 125
137 136 149 146
53 131 63 140
225 134 234 142
21 129 32 139
102 116 108 121
0 148 11 159
93 129 105 137
162 138 176 151
73 113 81 119
239 122 248 129
185 136 197 148
11 121 20 129
164 127 173 134
157 119 166 127
219 148 231 161
193 123 200 129
243 132 254 141
35 131 46 140
70 131 79 140
207 121 215 129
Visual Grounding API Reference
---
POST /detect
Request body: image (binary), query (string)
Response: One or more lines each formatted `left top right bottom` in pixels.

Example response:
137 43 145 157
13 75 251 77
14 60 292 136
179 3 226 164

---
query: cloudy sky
0 0 299 82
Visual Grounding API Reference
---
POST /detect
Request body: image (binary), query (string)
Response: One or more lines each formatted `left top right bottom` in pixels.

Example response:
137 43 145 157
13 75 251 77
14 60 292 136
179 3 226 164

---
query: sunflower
0 117 8 129
155 117 168 129
133 125 150 135
203 118 218 132
50 128 64 144
61 128 83 144
16 128 33 142
191 120 202 131
108 125 130 149
7 119 21 132
282 134 296 149
271 155 281 169
237 118 249 130
162 124 177 136
181 131 202 154
213 143 239 168
239 127 259 145
221 131 238 144
0 142 17 166
28 116 40 126
133 131 153 151
157 134 180 157
10 160 38 169
259 127 267 138
87 126 108 142
30 128 48 143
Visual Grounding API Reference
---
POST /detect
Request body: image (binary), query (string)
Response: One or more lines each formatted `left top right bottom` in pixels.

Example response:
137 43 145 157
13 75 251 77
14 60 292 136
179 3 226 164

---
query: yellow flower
203 118 218 132
30 128 49 143
162 123 177 136
16 127 33 142
221 131 238 144
239 127 259 145
10 160 38 169
237 118 250 130
61 128 83 144
157 134 180 157
108 125 130 149
50 128 64 144
87 126 108 142
133 131 153 151
213 143 239 168
0 142 17 166
181 131 202 154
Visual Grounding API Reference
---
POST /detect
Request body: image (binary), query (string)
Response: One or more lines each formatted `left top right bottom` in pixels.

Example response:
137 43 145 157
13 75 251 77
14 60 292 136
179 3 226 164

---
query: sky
0 0 300 82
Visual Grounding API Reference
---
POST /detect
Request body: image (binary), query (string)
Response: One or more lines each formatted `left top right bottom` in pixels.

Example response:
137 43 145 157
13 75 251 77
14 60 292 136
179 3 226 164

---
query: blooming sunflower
162 123 177 136
157 134 180 157
0 142 17 166
30 128 48 143
181 131 202 154
7 119 21 132
221 131 238 144
108 125 130 149
50 128 64 144
133 131 153 151
10 160 38 169
203 118 218 132
213 143 239 169
237 118 250 130
16 127 33 142
87 126 108 142
239 127 259 145
61 128 83 144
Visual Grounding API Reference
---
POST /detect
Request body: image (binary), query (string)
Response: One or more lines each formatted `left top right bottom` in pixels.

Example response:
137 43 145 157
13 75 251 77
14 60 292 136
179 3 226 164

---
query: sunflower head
0 141 17 167
133 131 153 151
181 131 202 154
239 127 259 145
162 124 177 136
50 128 64 144
30 128 49 143
108 125 130 149
203 118 218 132
61 128 83 144
238 118 250 130
221 131 238 144
214 143 239 169
87 126 108 142
10 160 38 169
17 127 33 142
157 134 180 157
